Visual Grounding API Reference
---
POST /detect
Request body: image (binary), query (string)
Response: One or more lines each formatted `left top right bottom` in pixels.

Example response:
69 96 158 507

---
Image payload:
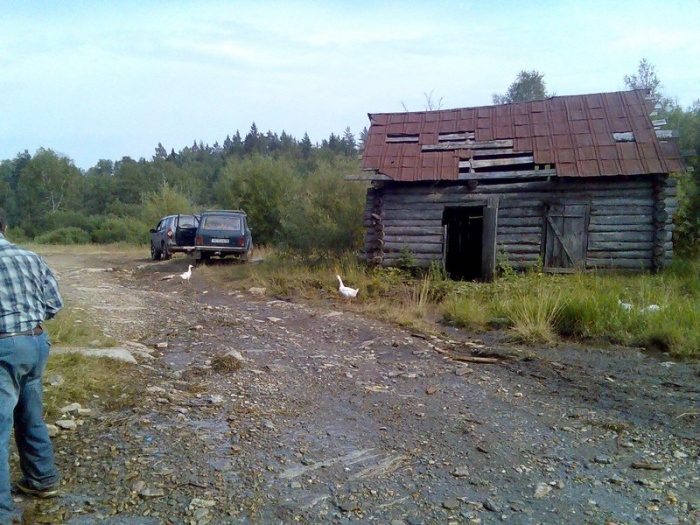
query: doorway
443 206 483 280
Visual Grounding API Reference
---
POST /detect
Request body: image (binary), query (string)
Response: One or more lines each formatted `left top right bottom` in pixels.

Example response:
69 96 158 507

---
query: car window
177 215 197 228
202 216 242 231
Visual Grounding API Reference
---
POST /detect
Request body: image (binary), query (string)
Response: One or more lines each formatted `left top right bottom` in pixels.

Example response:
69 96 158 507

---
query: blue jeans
0 332 59 524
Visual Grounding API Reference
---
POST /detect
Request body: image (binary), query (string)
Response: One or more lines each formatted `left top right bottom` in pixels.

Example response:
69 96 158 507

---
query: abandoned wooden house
347 89 685 280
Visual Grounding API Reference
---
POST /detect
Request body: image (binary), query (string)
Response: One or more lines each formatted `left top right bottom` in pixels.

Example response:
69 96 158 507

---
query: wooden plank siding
363 175 676 271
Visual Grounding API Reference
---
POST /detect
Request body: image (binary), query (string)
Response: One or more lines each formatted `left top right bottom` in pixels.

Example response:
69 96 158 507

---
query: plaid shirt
0 234 63 333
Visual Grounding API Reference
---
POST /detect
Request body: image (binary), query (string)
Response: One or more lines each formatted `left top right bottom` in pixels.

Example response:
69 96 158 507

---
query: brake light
196 235 202 245
167 228 173 239
238 237 245 247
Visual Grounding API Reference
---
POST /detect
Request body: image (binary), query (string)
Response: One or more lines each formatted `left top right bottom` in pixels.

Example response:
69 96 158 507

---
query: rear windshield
177 215 198 228
201 215 242 231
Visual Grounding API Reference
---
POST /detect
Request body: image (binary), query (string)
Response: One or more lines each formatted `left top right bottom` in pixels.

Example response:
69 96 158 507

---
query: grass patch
44 305 116 348
44 353 141 421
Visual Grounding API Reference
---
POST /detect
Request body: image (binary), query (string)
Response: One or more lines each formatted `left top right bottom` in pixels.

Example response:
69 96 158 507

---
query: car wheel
162 243 172 260
151 242 162 261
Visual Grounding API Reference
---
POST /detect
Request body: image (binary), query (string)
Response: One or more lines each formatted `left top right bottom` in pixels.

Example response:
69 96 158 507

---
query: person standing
0 210 63 524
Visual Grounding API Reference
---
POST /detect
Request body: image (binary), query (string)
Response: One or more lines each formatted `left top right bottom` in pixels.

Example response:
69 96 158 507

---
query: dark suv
149 214 199 260
194 210 253 262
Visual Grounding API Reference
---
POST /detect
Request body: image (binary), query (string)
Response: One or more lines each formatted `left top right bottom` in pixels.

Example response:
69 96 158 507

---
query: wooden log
497 226 542 235
587 250 649 258
498 244 542 254
383 209 445 220
589 215 654 226
458 169 553 180
496 234 542 245
586 258 652 269
588 241 652 251
383 226 444 236
450 355 505 364
382 219 443 228
383 242 443 254
380 235 443 245
591 205 654 216
499 208 547 219
588 223 652 233
498 216 543 227
588 232 654 243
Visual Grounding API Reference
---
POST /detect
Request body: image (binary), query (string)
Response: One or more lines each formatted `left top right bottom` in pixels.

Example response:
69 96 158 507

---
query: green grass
199 250 700 359
44 304 116 348
42 303 136 419
43 353 142 421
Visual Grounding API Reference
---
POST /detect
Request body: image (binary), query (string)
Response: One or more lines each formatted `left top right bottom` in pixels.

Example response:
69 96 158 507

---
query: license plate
210 238 229 244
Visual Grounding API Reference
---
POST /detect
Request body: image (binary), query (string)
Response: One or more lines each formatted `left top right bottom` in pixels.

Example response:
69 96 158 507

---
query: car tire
162 244 172 260
151 242 162 261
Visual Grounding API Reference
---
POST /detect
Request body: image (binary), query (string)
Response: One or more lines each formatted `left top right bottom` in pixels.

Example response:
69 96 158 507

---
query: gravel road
14 251 699 525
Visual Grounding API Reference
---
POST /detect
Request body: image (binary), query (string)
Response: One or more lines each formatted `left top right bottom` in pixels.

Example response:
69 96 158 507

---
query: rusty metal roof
361 89 684 181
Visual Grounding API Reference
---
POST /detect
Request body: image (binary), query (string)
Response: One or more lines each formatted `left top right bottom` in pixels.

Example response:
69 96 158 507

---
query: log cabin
347 89 685 280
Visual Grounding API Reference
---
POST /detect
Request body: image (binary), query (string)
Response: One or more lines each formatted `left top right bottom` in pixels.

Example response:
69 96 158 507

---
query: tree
401 90 444 112
153 142 168 160
15 148 82 235
300 133 312 160
492 70 551 104
669 100 700 255
624 58 662 100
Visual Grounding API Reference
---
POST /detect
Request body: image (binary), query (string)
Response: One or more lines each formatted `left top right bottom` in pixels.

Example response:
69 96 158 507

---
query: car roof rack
201 209 247 215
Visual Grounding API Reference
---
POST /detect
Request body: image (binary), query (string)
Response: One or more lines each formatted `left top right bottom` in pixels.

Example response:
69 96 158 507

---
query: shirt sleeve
42 262 64 319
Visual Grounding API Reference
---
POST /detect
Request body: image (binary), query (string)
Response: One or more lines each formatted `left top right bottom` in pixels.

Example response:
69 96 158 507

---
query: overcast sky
1 0 698 170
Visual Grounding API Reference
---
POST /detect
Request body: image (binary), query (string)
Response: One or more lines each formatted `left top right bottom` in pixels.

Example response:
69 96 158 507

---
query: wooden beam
655 129 678 139
423 139 514 152
464 156 534 169
386 134 419 143
438 132 475 141
458 169 556 180
345 172 393 181
613 132 635 142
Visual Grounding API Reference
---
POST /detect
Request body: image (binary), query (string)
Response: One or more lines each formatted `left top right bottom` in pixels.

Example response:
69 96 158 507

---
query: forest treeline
0 124 369 255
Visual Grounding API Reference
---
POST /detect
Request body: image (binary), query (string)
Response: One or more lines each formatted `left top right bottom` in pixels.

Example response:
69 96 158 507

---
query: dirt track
15 250 700 524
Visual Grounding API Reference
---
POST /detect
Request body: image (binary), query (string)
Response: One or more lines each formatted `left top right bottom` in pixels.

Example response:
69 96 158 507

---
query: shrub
92 216 150 244
34 227 91 245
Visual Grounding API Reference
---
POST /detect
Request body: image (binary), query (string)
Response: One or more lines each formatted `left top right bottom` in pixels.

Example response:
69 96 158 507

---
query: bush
34 227 91 245
92 216 150 244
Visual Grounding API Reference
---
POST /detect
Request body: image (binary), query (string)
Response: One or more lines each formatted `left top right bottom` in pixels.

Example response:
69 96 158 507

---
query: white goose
180 264 193 282
336 275 358 298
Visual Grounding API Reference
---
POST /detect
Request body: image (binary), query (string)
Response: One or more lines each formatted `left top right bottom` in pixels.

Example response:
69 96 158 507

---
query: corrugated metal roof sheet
361 89 684 181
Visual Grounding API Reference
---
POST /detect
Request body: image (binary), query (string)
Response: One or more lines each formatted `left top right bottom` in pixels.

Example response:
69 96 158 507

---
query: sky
1 0 698 170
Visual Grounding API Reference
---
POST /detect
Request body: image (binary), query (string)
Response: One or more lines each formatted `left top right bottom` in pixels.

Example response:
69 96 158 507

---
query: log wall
363 176 677 272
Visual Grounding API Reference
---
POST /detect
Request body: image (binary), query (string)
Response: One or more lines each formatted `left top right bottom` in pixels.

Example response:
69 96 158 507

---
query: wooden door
543 203 589 272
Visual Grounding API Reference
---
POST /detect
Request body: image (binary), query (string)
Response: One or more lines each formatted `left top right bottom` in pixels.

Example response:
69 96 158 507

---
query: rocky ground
13 250 700 525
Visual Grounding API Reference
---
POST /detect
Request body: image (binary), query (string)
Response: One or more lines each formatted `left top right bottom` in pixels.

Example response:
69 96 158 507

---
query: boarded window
543 203 590 272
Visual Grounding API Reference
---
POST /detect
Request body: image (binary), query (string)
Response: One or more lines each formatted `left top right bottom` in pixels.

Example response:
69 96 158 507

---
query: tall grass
163 248 700 358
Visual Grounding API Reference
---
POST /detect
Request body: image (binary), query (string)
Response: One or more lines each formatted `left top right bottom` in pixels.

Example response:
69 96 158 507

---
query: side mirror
149 229 156 234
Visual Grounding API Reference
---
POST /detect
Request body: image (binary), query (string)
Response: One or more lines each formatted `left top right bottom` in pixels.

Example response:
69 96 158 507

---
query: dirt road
16 250 700 524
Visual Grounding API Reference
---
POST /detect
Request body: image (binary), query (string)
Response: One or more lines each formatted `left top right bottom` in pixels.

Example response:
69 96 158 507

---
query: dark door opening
443 206 483 280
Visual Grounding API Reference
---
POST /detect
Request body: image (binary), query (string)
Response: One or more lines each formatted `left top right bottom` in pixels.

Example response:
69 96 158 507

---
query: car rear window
202 215 242 231
178 215 198 228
